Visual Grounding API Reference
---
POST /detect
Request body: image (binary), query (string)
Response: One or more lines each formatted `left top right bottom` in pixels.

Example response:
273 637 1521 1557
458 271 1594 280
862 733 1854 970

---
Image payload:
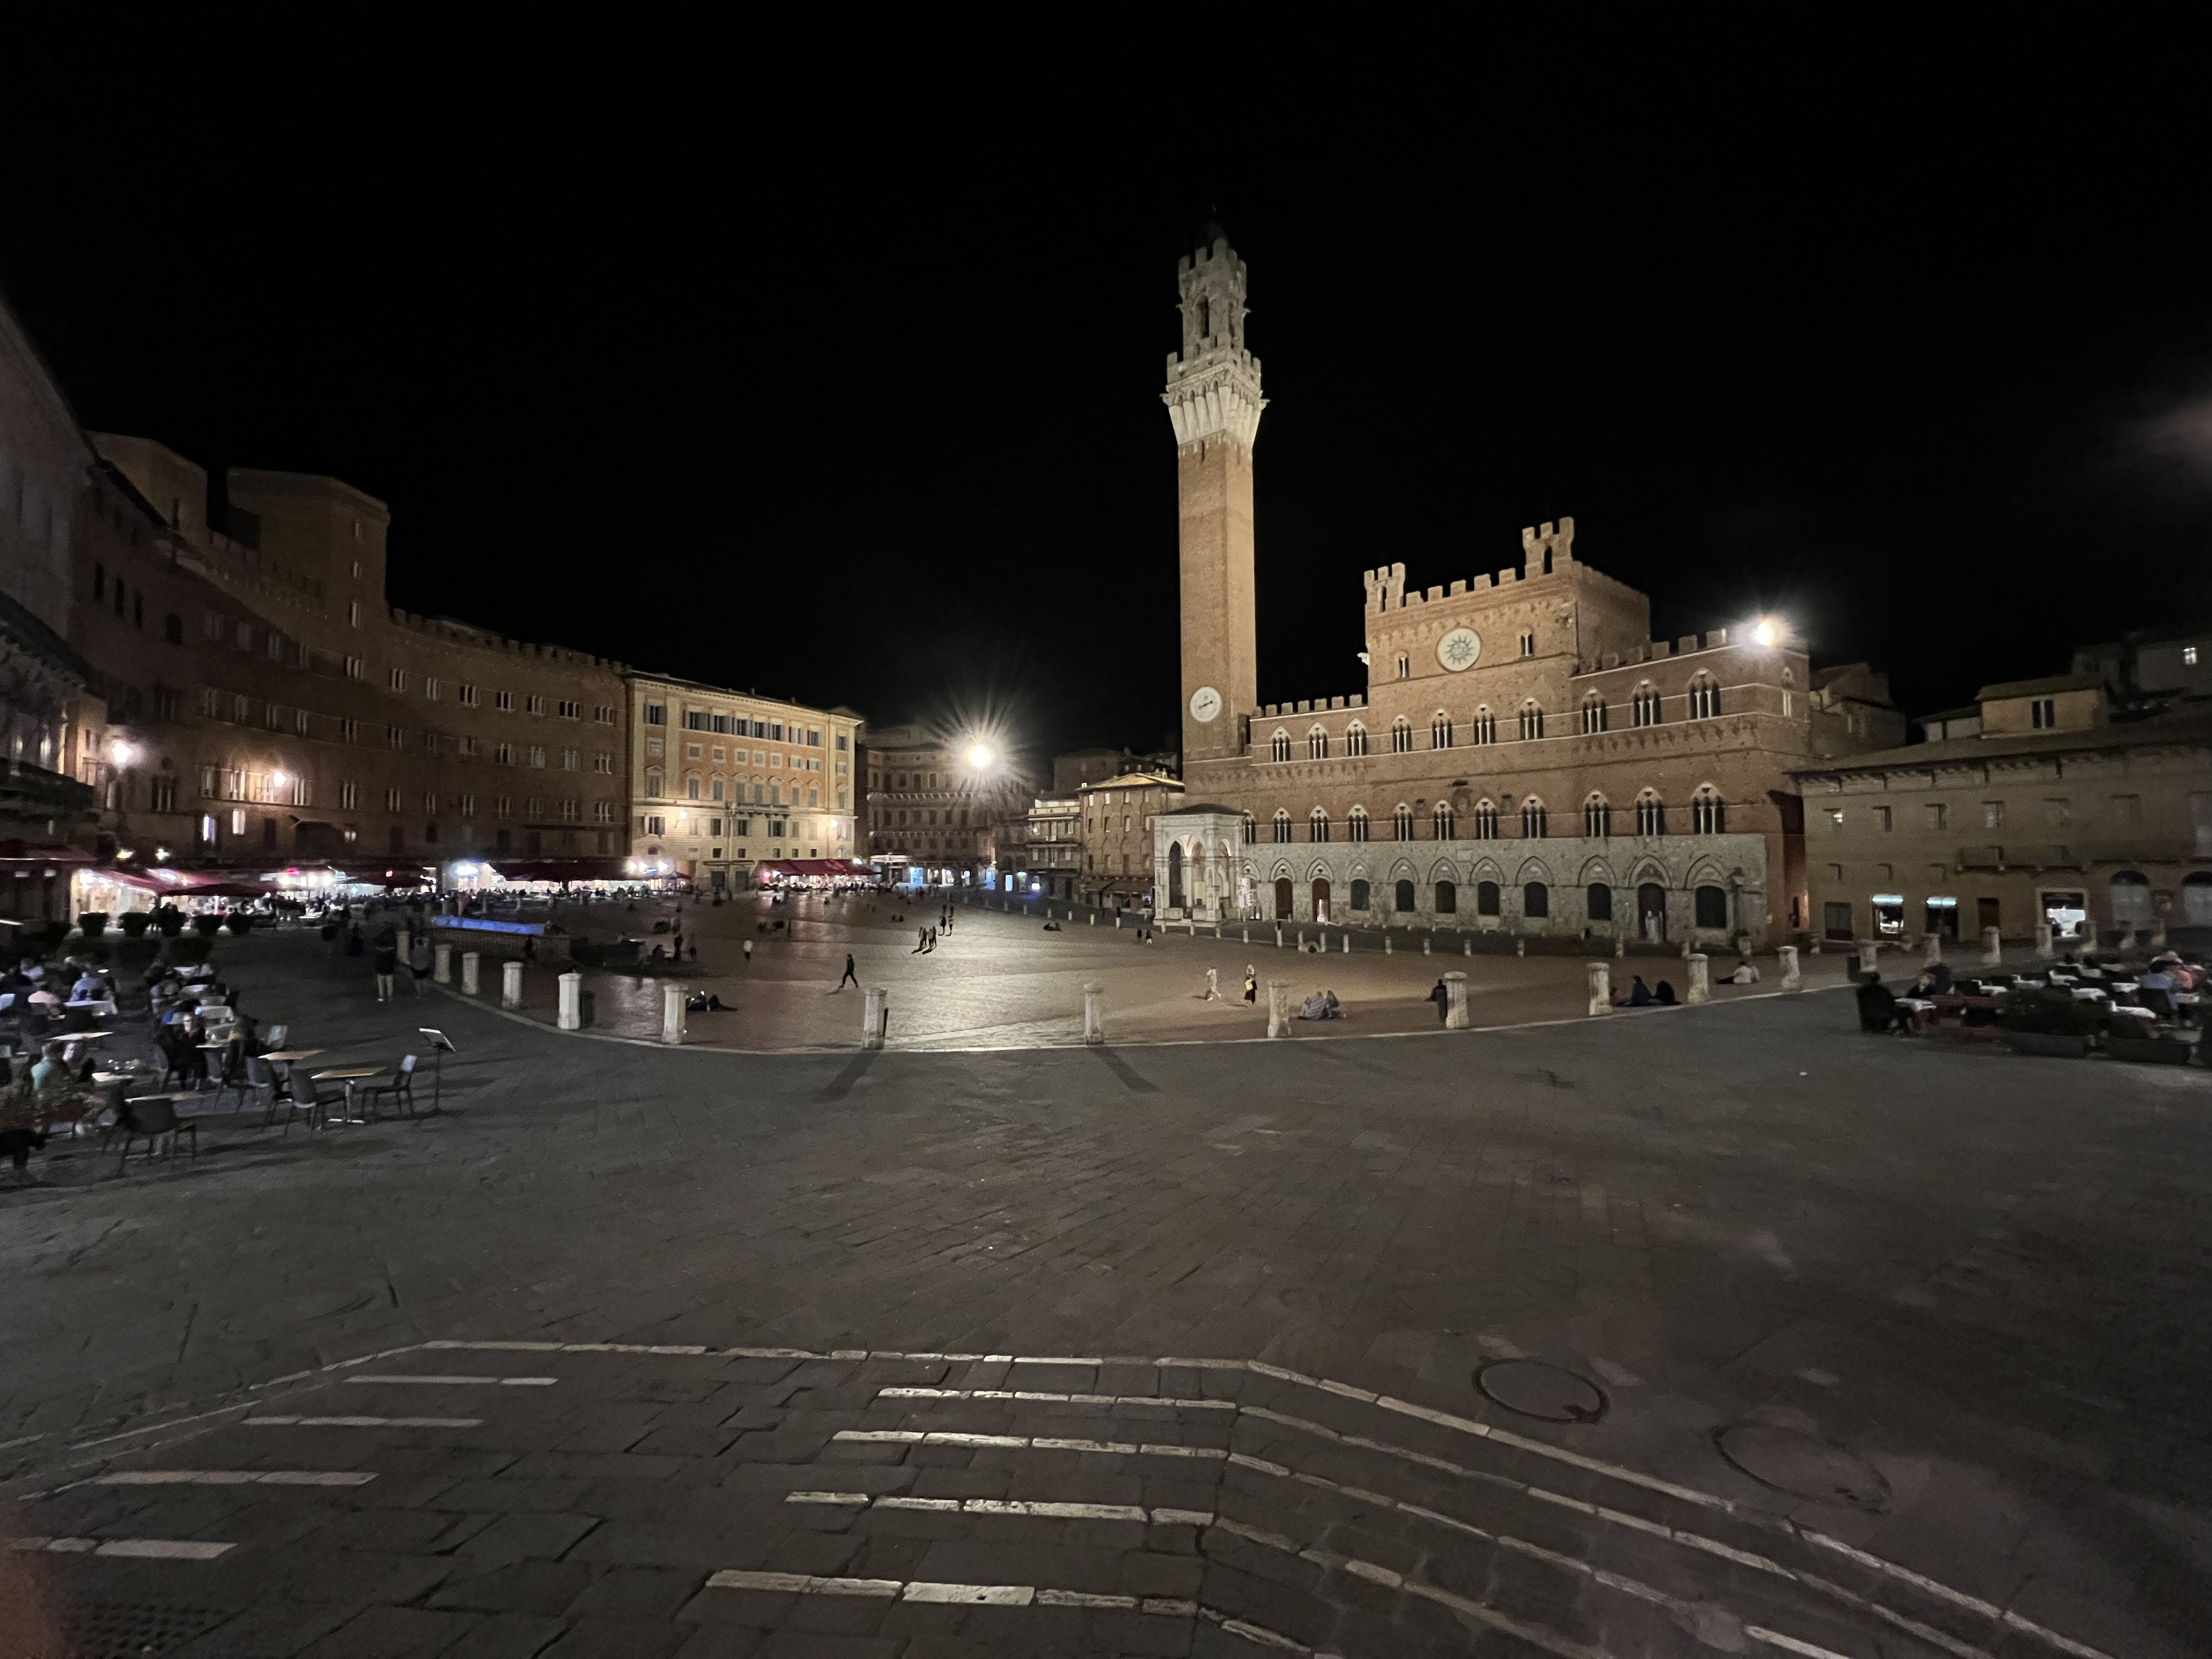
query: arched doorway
1434 880 1457 914
1311 877 1331 923
2109 871 2151 928
1167 843 1185 909
1638 883 1667 941
1695 884 1729 930
1274 877 1293 919
1477 880 1500 916
1523 881 1549 919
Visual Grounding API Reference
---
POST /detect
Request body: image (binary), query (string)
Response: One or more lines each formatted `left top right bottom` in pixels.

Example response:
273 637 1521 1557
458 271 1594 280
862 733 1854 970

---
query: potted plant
76 911 109 938
224 912 255 936
119 911 152 939
190 913 221 938
1997 987 2103 1058
153 906 184 937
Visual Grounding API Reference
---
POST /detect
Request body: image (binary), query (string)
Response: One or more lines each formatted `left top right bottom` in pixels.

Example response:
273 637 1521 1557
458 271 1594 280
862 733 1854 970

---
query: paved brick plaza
0 928 2205 1657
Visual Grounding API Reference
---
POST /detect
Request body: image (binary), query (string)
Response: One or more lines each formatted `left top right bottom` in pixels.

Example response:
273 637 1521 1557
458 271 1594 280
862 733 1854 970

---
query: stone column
2034 918 2053 959
1275 925 1283 949
460 951 481 996
433 942 453 984
1923 933 1943 966
1384 934 1392 955
1443 971 1470 1029
862 985 887 1049
1587 961 1611 1016
500 959 523 1010
1297 929 1306 951
1083 982 1105 1046
1343 933 1351 954
661 984 686 1045
1778 945 1801 991
1981 925 2002 966
1614 935 1625 958
1686 952 1710 1005
1462 938 1472 956
557 971 583 1030
1266 980 1291 1038
1514 937 1526 958
1422 935 1432 956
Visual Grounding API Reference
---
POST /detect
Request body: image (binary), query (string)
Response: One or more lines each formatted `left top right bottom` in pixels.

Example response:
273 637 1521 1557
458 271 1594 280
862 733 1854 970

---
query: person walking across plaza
914 926 927 954
1428 978 1450 1025
372 927 399 1002
1203 967 1219 1001
838 952 859 990
406 932 431 995
1244 966 1258 1004
742 938 753 963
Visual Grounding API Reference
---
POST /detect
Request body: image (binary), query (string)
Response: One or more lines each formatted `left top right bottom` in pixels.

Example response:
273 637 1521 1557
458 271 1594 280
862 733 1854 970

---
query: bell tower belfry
1164 227 1265 770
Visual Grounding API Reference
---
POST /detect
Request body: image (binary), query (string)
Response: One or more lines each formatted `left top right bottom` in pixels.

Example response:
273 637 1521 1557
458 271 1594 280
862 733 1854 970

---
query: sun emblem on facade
1437 628 1481 672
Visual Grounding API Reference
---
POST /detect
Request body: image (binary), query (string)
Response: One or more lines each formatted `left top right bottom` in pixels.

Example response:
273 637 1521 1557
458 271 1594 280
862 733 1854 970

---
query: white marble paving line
342 1374 557 1386
878 1385 1235 1411
833 1428 1227 1460
787 1489 1213 1524
8 1535 234 1559
703 1569 1331 1653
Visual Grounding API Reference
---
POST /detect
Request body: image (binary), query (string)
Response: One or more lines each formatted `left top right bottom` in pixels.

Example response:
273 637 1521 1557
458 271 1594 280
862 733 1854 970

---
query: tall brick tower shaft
1164 228 1265 770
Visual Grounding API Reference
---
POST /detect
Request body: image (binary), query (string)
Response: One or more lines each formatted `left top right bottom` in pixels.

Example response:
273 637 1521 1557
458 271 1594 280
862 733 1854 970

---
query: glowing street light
107 739 137 766
270 770 288 788
1751 617 1782 648
965 742 996 770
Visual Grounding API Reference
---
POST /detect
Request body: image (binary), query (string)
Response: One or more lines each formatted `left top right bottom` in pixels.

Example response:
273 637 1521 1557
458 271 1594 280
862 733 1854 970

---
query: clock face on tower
1437 628 1482 672
1188 686 1223 723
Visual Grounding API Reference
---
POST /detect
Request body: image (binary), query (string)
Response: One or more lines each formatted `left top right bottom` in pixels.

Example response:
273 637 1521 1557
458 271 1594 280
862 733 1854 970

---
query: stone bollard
1089 913 1096 926
1114 914 1123 928
1275 925 1284 949
1297 930 1306 951
557 970 583 1030
1343 933 1351 954
1587 960 1611 1016
1266 979 1291 1039
1515 937 1526 958
1423 935 1432 956
1686 952 1710 1005
2033 919 2053 959
2118 924 2138 954
460 951 481 997
1614 935 1625 958
1241 928 1249 943
1681 933 1693 959
661 984 686 1045
2150 918 2168 950
434 941 453 984
1443 971 1470 1030
1923 933 1943 966
862 985 887 1050
1384 933 1392 955
1463 938 1472 957
1778 945 1802 991
501 958 523 1010
1083 982 1105 1046
1981 925 2002 967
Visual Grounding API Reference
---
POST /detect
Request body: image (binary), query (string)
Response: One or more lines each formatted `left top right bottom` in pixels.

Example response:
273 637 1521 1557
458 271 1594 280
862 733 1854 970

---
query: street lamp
1751 617 1782 648
107 739 136 767
964 742 995 770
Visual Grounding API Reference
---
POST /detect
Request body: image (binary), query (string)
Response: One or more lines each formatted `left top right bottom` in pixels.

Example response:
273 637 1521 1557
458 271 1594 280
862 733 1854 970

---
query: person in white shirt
1723 960 1762 985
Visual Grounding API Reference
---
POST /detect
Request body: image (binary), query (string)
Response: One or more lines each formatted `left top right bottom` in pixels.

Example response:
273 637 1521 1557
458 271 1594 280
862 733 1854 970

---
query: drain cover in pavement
1474 1359 1608 1422
1715 1423 1891 1512
61 1602 234 1658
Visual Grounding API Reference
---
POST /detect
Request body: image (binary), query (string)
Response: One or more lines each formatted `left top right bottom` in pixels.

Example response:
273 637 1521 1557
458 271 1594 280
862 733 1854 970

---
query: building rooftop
1792 708 2212 779
1975 671 2103 700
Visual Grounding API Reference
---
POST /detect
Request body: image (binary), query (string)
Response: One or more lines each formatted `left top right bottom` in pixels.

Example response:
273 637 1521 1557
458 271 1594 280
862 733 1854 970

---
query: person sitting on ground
1615 975 1656 1007
1653 979 1679 1005
649 943 667 962
1855 971 1906 1033
1042 921 1061 931
1722 959 1761 986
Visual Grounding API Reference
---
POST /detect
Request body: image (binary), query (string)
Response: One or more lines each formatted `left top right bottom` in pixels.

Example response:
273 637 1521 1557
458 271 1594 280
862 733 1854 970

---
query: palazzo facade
1156 231 1906 946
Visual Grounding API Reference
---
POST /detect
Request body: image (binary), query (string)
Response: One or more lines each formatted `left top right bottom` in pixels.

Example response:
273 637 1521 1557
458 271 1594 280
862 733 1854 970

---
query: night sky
4 28 2206 770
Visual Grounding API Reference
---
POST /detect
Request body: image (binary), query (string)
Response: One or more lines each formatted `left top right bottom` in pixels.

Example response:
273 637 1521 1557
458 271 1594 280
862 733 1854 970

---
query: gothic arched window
1521 797 1548 838
1272 808 1292 843
1431 712 1453 749
1582 694 1607 734
1472 706 1496 745
1472 799 1498 839
1308 726 1329 760
1309 807 1331 843
1345 722 1369 757
1693 786 1726 834
1392 803 1415 841
1518 701 1545 740
1270 729 1292 763
1432 802 1455 839
1347 806 1370 842
1636 790 1665 836
1391 717 1413 754
1584 794 1610 837
1241 812 1257 843
1688 676 1720 719
1632 684 1660 726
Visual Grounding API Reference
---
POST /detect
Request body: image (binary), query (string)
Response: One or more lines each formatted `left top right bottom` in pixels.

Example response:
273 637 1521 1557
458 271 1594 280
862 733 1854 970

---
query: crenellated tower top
1162 229 1266 452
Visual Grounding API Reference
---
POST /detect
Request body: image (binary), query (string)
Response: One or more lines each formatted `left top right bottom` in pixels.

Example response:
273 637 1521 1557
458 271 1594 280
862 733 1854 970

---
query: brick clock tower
1164 228 1265 776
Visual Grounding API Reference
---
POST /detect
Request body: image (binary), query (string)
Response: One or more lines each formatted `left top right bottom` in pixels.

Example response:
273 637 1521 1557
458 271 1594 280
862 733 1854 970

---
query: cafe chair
365 1054 419 1120
104 1095 198 1172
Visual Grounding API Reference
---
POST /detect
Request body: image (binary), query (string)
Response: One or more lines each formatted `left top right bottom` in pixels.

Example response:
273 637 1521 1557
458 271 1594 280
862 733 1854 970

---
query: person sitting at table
27 986 61 1012
1 963 32 997
19 959 45 984
1856 972 1910 1033
69 966 105 1002
1907 963 1953 997
0 1060 54 1185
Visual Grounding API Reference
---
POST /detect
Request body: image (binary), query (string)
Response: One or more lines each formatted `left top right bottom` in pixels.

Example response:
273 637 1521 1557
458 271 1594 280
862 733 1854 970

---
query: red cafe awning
757 859 871 879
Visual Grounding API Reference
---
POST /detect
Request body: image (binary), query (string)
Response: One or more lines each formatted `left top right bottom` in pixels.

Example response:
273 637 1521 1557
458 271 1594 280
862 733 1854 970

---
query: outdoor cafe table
310 1067 385 1125
259 1047 324 1091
